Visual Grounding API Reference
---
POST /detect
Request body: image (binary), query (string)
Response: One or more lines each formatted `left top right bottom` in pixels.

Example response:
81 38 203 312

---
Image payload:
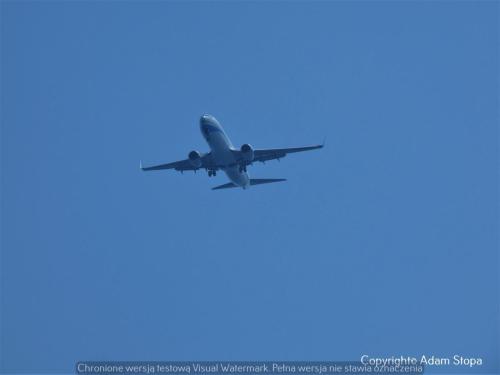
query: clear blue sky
1 1 498 373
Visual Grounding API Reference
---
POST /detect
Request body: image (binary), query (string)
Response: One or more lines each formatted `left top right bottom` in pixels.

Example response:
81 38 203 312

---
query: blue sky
1 1 498 373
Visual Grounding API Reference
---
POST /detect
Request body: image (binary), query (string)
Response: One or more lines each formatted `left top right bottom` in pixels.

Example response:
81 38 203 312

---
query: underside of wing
141 153 214 172
231 144 323 165
253 145 323 162
140 159 194 171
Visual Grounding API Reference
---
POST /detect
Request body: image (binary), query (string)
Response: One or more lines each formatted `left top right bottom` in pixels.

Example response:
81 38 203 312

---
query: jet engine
188 150 202 168
240 143 254 162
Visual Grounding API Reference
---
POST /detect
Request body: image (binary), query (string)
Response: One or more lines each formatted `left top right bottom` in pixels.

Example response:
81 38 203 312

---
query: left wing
232 144 324 165
141 153 215 172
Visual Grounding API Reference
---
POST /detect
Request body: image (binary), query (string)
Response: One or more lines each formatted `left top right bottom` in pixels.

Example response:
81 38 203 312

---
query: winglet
140 160 144 170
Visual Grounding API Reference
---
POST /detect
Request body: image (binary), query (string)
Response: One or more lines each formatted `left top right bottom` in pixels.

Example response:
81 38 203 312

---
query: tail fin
212 178 286 190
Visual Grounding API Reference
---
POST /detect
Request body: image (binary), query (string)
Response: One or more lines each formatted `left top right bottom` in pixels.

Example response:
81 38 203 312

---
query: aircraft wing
141 153 215 172
232 144 324 164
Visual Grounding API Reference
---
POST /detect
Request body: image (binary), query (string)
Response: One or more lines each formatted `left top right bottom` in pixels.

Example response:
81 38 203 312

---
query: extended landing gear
208 170 217 177
239 165 247 173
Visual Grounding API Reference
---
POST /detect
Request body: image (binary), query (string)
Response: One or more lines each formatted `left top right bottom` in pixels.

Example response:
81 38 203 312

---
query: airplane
141 114 323 190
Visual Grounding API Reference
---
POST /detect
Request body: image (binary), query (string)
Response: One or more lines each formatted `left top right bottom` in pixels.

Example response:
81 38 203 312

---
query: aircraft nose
200 114 211 124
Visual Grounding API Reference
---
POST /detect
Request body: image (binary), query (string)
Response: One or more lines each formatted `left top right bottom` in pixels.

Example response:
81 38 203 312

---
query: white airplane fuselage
200 114 250 188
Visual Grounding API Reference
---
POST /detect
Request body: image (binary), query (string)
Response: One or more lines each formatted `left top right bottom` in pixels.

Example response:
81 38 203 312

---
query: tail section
212 182 238 190
249 178 287 186
212 178 287 190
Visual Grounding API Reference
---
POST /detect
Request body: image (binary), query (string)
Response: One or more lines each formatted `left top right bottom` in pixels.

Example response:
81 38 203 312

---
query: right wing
253 145 323 162
141 153 214 172
231 144 323 165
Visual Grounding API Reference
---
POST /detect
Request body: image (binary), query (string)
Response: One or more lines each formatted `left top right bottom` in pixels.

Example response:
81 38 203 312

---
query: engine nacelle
188 150 202 168
240 143 254 162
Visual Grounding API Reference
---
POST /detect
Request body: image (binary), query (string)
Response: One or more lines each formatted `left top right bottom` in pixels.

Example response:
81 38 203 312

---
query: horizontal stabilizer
212 182 237 190
212 178 287 190
249 178 287 186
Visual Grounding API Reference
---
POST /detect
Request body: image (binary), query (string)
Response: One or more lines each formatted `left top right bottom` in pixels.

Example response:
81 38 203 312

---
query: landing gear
239 165 247 173
208 170 217 177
